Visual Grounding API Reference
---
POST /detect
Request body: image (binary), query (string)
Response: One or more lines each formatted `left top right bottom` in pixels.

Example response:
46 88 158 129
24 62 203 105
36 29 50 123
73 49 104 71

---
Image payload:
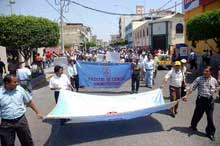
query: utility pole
175 1 177 13
9 0 15 15
60 0 65 55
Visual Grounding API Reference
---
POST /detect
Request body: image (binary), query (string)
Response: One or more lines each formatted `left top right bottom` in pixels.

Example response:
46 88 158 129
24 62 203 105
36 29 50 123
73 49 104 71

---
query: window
146 28 149 36
176 23 183 34
143 29 145 37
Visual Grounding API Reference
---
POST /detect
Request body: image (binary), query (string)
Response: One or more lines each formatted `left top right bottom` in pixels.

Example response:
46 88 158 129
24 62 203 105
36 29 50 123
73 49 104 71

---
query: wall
184 0 220 54
0 46 8 72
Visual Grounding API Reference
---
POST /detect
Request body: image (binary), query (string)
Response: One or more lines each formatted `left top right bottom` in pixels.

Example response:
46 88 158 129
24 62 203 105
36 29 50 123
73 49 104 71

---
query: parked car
157 54 172 70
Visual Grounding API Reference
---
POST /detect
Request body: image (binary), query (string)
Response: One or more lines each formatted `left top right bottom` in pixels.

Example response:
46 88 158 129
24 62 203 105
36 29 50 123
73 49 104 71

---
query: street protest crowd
0 47 220 145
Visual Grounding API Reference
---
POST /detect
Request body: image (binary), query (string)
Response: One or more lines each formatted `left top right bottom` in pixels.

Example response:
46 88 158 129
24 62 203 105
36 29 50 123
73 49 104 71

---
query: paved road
15 69 220 146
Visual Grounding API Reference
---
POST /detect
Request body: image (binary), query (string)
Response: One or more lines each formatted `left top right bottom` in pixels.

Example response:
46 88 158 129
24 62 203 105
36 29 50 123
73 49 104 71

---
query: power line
66 0 182 16
45 0 69 22
157 0 173 11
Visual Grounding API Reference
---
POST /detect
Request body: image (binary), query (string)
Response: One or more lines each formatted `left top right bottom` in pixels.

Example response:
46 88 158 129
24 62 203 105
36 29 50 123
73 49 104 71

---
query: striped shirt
191 76 219 98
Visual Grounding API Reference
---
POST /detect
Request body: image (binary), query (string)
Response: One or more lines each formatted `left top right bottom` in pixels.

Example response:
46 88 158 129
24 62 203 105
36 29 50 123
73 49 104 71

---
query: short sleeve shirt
0 86 32 119
49 74 70 91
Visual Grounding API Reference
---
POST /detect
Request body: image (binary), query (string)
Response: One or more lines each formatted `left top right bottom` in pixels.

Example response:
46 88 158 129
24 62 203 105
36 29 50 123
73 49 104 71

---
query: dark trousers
54 91 60 103
191 97 215 136
70 75 79 92
131 74 140 92
0 115 34 146
190 60 197 70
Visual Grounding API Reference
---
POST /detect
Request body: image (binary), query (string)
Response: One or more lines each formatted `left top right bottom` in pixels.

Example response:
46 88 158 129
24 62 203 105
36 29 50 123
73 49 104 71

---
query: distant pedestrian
0 58 6 78
188 50 197 70
143 54 155 88
67 58 79 92
131 58 141 93
183 66 219 141
45 51 52 67
49 65 72 103
16 65 32 93
35 53 43 72
0 74 42 146
161 61 184 118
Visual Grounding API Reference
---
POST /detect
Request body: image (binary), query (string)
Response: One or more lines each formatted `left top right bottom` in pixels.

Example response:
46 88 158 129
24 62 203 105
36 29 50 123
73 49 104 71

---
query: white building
125 20 146 47
149 13 184 51
132 13 184 51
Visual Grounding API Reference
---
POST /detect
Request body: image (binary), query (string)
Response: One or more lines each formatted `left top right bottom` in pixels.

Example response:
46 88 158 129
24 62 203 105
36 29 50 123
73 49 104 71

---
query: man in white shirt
49 65 71 103
143 54 155 88
67 59 79 92
16 65 32 93
161 61 184 117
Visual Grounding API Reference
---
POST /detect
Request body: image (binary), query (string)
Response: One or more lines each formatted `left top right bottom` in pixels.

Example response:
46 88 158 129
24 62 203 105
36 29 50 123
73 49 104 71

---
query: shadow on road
44 116 164 146
33 80 49 90
166 126 207 138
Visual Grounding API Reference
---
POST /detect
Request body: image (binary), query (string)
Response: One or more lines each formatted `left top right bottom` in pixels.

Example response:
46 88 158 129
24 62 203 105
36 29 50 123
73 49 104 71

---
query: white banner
44 89 178 123
106 52 120 63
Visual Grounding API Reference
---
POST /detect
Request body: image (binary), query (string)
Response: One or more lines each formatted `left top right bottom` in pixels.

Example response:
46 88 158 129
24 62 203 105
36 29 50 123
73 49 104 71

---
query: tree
0 15 60 63
186 10 220 53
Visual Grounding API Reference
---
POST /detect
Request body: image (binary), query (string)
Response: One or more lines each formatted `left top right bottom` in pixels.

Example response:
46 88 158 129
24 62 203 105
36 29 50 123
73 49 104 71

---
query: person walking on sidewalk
131 58 141 94
16 65 32 93
188 49 197 70
67 58 79 92
183 66 219 141
143 54 155 88
0 74 42 146
0 58 6 78
161 61 184 118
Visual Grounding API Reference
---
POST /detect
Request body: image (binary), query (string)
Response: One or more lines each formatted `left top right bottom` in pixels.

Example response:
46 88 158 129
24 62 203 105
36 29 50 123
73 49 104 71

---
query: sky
0 0 182 41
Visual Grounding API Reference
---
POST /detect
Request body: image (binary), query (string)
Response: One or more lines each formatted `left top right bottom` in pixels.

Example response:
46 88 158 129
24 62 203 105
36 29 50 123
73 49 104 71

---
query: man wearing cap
143 54 155 88
161 61 184 117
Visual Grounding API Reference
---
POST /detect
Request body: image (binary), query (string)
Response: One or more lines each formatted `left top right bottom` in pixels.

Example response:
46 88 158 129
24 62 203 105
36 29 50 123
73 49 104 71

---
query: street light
9 0 15 15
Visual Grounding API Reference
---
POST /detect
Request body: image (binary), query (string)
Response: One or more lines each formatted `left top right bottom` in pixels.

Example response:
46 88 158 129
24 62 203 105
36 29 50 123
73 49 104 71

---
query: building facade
183 0 220 54
149 13 184 51
125 21 146 47
63 23 92 49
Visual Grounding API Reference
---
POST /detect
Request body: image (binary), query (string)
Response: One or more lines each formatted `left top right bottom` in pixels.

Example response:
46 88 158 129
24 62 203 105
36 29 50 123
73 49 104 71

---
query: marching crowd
0 47 220 145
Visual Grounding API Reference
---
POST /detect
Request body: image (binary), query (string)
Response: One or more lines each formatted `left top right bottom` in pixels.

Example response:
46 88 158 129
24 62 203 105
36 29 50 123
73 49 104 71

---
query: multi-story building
133 13 184 52
119 15 143 39
149 13 184 51
63 23 92 49
183 0 220 54
125 20 147 47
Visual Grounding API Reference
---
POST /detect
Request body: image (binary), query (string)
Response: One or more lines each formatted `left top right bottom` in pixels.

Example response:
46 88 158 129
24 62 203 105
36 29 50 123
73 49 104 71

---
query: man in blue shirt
0 74 42 146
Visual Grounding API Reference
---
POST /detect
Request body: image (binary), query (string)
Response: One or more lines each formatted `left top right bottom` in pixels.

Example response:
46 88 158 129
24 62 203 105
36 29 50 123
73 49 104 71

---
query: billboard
183 0 200 12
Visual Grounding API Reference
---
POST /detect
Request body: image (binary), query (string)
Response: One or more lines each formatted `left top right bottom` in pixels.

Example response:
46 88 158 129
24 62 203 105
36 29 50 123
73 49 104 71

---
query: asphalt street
15 69 220 146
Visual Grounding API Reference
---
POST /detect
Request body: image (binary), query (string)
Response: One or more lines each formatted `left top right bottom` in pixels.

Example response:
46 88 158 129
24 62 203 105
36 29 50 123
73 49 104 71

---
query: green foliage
186 10 220 53
110 39 128 46
0 15 60 61
81 41 97 48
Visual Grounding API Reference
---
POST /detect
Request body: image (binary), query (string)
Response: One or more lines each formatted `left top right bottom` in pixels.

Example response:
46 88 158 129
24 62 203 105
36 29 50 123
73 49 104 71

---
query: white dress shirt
67 64 78 77
16 67 31 81
49 74 70 91
165 69 184 88
143 59 155 72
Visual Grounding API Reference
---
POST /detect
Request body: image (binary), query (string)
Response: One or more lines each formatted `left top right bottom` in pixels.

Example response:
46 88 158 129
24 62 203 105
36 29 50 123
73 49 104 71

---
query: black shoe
131 91 135 94
189 126 198 131
207 135 215 141
135 91 138 93
170 112 175 118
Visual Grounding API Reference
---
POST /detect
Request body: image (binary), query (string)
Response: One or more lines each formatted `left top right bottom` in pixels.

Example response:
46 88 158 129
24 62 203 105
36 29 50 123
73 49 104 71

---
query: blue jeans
145 70 153 87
